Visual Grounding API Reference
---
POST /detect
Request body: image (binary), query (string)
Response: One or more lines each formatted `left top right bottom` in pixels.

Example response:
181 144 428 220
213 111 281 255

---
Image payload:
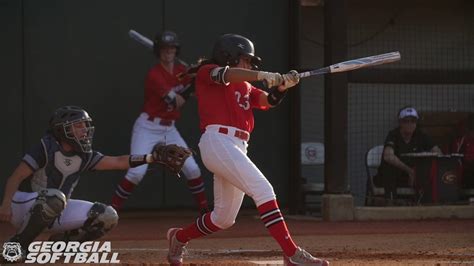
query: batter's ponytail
186 57 217 75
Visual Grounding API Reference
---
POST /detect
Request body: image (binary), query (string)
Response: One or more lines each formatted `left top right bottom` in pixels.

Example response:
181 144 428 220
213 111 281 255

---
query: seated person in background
452 114 474 189
376 106 442 201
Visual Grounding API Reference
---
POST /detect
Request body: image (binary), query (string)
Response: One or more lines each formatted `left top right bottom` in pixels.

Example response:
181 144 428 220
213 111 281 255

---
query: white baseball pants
125 113 201 183
198 125 276 229
10 191 94 233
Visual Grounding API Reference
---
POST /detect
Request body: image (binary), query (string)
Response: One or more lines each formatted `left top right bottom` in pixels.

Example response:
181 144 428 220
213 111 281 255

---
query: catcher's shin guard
11 189 66 248
49 202 118 242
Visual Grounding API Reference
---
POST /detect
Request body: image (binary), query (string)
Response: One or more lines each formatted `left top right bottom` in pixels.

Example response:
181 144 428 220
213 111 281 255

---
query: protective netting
300 0 474 210
348 0 474 205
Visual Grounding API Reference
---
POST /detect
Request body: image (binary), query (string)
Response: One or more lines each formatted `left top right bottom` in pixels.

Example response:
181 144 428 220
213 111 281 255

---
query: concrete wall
0 0 24 199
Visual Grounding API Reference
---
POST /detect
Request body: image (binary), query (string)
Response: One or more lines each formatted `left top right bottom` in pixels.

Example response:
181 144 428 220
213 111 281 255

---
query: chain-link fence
300 0 474 209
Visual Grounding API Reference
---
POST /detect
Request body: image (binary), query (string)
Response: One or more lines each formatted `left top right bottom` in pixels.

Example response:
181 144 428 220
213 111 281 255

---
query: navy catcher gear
48 202 118 242
10 189 66 248
49 106 95 153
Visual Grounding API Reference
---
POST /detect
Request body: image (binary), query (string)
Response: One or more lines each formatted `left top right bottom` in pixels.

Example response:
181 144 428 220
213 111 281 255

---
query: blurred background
0 0 473 215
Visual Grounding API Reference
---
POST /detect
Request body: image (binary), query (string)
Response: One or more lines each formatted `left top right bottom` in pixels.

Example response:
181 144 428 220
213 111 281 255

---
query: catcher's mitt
152 143 193 177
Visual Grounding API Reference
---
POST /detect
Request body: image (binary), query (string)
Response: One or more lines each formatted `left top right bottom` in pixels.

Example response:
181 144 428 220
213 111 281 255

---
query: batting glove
257 71 284 88
279 70 300 90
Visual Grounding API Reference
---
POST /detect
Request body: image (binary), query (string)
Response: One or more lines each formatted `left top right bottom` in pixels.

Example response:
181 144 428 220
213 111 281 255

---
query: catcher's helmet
49 106 95 153
153 31 180 57
212 34 262 69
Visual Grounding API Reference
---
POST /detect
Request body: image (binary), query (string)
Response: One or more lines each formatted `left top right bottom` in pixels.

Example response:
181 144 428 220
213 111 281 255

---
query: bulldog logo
305 146 318 162
2 242 22 262
441 171 457 185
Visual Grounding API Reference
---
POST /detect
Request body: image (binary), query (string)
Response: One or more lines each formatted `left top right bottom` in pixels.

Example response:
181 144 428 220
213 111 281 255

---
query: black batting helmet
49 106 95 153
212 34 262 69
153 31 180 57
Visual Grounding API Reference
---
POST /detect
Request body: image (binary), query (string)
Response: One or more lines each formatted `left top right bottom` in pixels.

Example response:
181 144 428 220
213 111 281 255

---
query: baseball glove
152 143 193 177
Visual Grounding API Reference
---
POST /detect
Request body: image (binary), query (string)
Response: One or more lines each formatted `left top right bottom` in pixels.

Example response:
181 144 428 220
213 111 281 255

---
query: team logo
441 171 457 185
25 241 120 263
237 43 245 49
2 242 23 262
163 35 174 42
305 146 318 162
64 158 72 166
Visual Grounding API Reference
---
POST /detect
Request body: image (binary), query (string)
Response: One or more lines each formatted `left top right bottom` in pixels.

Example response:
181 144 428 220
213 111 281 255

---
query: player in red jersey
165 34 329 265
452 115 474 189
111 31 208 213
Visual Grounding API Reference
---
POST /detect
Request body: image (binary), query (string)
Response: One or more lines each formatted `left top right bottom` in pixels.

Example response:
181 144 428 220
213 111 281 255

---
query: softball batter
166 34 329 265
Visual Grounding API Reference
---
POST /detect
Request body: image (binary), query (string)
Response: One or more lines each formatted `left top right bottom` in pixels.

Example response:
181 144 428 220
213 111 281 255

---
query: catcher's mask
212 33 262 69
49 106 95 153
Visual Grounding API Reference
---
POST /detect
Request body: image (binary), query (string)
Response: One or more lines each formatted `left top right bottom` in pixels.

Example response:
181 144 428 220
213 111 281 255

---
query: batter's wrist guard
267 87 287 106
129 154 153 168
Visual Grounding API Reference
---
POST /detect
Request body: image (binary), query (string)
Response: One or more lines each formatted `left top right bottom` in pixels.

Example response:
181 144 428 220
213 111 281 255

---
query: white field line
113 248 272 253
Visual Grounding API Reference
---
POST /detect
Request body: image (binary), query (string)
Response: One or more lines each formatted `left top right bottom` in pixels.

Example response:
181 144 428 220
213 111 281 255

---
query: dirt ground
1 209 474 265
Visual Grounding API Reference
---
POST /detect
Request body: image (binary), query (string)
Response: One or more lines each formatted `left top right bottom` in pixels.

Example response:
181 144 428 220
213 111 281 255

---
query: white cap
399 107 419 119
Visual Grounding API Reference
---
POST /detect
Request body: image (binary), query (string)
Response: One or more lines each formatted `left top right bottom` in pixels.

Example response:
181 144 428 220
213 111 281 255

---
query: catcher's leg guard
49 202 118 241
10 189 66 248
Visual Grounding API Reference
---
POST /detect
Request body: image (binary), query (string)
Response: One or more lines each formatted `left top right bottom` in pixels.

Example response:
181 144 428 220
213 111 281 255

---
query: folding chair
365 145 385 206
365 145 417 206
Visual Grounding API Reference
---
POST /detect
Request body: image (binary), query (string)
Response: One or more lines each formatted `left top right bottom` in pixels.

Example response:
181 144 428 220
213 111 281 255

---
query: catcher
0 106 191 255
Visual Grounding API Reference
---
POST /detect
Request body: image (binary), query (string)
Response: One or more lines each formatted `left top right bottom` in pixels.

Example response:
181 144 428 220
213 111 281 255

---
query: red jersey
452 135 474 162
142 63 189 120
195 64 268 133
